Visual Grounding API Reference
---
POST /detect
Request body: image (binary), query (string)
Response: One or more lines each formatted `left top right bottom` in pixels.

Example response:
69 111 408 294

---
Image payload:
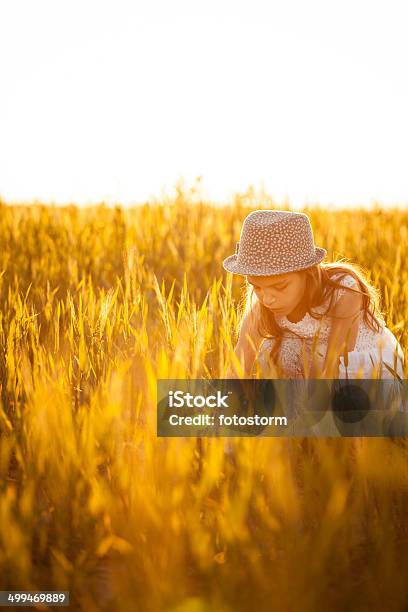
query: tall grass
0 193 407 611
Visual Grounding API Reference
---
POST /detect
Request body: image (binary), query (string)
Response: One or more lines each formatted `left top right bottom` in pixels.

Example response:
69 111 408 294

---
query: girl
223 210 404 380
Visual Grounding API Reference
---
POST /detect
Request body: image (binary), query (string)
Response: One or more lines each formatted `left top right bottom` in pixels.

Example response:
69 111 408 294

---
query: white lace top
257 273 405 379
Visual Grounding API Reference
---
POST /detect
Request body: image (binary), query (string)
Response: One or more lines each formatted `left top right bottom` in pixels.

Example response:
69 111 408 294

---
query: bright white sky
1 0 408 208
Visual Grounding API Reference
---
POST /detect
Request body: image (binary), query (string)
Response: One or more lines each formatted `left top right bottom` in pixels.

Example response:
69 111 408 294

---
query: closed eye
252 283 287 290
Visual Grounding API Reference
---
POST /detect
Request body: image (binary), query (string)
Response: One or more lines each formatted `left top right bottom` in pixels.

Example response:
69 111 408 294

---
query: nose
264 296 277 307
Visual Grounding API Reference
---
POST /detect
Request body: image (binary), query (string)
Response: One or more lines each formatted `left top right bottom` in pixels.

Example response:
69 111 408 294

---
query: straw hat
223 210 327 276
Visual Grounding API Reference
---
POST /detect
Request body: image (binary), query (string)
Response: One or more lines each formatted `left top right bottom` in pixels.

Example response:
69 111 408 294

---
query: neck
286 299 308 323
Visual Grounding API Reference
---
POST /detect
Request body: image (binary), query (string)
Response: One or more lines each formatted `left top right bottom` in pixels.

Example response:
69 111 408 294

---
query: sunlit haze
1 0 408 208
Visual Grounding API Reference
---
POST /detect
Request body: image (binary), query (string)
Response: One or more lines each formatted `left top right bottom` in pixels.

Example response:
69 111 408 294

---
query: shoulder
327 272 362 317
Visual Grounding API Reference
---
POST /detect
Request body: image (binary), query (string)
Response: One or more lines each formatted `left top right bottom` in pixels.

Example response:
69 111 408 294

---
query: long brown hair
238 259 385 368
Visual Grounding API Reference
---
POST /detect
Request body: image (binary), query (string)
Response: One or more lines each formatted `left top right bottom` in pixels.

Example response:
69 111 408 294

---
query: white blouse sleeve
332 273 359 303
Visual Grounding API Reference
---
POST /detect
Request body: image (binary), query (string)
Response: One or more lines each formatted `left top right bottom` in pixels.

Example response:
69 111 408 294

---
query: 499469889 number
0 592 69 607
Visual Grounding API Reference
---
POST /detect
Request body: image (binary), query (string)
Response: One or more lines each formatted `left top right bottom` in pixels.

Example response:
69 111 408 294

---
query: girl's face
247 272 307 316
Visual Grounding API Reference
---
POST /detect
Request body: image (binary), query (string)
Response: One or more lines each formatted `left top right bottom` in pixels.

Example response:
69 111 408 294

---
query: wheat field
0 193 407 611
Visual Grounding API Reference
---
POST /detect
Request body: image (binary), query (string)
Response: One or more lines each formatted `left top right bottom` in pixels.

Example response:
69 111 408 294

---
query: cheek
285 286 301 305
293 284 305 303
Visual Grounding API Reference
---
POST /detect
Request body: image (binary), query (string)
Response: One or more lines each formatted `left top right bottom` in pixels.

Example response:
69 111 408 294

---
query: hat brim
222 247 327 276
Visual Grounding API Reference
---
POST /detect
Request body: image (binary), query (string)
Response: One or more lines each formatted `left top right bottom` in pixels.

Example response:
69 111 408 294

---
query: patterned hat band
223 210 327 276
